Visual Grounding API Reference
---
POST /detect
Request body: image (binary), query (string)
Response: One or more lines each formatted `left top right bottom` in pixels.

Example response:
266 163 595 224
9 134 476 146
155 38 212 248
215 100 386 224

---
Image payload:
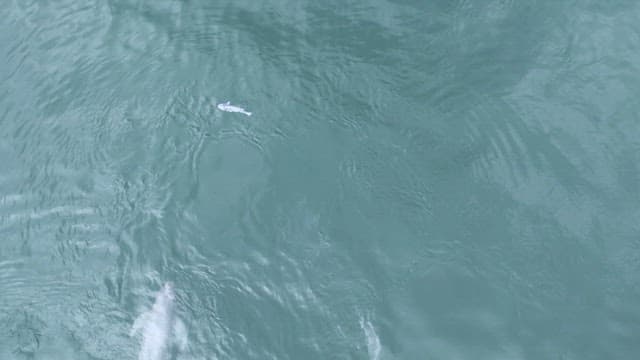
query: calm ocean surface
1 0 639 359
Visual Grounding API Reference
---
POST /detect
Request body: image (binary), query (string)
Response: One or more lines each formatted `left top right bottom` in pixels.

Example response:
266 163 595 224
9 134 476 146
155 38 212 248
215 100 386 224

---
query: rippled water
1 0 640 359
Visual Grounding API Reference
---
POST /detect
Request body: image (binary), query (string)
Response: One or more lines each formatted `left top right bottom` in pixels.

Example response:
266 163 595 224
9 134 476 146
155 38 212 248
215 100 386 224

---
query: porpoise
217 101 252 116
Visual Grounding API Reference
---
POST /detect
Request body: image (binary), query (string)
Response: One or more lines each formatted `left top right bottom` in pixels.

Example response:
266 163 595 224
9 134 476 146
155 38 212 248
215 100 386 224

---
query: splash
131 283 188 360
360 317 381 360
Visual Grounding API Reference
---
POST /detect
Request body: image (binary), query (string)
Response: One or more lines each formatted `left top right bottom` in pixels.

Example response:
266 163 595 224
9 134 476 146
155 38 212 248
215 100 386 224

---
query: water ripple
1 0 640 358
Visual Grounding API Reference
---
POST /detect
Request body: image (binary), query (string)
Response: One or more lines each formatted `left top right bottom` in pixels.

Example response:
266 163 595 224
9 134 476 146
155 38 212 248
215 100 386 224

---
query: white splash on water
131 282 188 360
360 317 381 360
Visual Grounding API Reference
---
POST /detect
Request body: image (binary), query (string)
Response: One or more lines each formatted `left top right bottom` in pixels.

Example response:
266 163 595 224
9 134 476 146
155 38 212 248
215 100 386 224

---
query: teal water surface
1 0 640 359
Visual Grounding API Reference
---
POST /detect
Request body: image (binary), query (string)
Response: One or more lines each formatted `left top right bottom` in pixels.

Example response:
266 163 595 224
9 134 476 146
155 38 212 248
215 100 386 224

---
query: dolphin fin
130 311 150 337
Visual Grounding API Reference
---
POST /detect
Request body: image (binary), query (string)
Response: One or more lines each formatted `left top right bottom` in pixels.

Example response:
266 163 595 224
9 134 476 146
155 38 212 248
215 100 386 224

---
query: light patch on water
1 206 96 224
360 317 381 360
131 283 188 360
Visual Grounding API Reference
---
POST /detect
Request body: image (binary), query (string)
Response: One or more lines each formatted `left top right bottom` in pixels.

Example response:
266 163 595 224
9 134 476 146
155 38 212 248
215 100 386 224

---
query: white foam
360 318 381 360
